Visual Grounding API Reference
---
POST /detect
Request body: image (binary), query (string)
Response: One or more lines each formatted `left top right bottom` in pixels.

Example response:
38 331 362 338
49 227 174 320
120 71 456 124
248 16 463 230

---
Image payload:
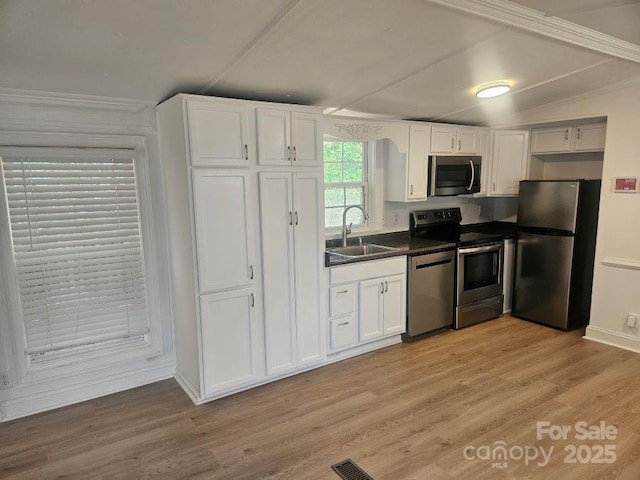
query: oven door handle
458 243 502 255
467 159 475 191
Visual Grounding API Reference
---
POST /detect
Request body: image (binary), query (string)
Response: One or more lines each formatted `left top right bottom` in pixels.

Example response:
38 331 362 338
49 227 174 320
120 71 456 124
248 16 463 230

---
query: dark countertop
325 221 518 267
461 221 518 239
325 231 455 267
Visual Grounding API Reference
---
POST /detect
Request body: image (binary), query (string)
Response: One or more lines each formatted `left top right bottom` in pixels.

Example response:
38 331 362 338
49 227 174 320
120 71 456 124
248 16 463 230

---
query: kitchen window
323 137 369 229
0 146 156 364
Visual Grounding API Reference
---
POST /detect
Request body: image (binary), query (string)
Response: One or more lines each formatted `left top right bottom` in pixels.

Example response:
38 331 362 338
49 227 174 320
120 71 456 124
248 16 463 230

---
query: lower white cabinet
329 256 407 353
359 274 406 341
259 171 324 376
200 288 264 395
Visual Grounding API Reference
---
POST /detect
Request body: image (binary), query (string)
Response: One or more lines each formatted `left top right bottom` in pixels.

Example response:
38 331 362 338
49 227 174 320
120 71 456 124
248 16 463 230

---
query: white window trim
324 140 381 238
0 132 164 384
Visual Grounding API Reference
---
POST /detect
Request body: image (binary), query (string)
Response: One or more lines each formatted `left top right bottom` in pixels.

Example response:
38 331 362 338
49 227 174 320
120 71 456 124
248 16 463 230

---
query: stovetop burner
410 207 503 247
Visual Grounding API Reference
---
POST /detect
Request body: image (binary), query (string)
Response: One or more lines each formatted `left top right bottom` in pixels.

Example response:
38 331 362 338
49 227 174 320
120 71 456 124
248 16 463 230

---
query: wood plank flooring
2 316 640 479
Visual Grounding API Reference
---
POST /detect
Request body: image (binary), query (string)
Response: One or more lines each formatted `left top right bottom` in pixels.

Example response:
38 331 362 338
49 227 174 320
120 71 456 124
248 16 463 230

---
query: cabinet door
187 100 250 166
257 108 292 166
430 124 455 153
200 288 263 395
530 127 571 153
359 278 383 342
292 172 323 366
382 274 407 336
407 124 429 200
259 173 297 375
575 123 606 151
291 112 322 166
490 130 530 196
456 127 479 154
193 170 256 293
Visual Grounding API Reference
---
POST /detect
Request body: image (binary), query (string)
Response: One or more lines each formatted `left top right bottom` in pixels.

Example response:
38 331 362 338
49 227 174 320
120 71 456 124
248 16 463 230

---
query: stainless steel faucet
342 205 369 247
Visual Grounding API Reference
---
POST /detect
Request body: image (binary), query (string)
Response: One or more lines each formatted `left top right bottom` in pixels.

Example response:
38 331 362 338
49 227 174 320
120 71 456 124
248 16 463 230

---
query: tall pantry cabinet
158 94 325 404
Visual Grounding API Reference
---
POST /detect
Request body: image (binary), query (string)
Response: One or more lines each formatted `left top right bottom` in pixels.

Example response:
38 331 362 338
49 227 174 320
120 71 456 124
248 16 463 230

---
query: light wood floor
2 316 640 479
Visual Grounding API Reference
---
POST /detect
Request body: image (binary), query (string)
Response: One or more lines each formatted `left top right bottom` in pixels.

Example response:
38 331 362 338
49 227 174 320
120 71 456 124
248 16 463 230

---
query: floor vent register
331 459 374 480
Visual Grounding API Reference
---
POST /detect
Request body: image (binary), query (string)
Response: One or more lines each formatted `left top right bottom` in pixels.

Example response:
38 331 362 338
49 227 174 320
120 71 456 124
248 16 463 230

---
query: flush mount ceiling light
475 81 511 98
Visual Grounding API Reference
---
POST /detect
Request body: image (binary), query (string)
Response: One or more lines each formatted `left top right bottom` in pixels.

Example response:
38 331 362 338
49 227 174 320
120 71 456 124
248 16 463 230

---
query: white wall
0 89 175 421
499 76 640 352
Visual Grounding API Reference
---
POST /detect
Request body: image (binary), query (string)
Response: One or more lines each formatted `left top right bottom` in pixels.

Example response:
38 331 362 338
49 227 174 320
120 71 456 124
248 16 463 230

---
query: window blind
1 148 150 356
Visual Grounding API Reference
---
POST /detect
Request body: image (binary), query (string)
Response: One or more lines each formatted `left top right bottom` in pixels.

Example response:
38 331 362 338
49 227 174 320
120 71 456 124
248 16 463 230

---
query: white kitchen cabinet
186 98 252 166
257 108 322 166
489 130 530 196
259 171 323 375
200 288 263 395
430 124 479 154
330 315 357 350
329 256 406 352
385 123 429 202
530 126 571 154
192 170 257 293
574 123 606 151
530 123 607 154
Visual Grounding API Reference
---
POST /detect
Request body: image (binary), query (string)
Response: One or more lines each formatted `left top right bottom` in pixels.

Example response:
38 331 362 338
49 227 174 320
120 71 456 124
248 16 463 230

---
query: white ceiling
0 0 639 125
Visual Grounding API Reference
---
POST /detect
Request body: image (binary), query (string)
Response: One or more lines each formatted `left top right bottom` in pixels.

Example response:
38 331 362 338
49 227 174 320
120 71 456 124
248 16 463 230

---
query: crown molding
428 0 640 64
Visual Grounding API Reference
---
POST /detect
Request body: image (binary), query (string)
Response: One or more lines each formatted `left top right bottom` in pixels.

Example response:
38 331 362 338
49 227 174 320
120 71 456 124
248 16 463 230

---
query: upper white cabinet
530 126 571 154
489 130 530 196
385 123 429 202
257 108 322 166
430 124 479 154
531 122 606 154
259 171 323 376
574 123 607 151
187 99 252 167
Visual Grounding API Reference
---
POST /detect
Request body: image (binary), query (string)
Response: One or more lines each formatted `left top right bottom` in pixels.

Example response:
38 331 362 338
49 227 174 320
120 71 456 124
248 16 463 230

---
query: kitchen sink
328 243 399 258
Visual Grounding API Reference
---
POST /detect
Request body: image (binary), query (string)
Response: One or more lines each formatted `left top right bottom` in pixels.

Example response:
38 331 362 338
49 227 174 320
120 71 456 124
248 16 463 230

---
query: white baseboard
0 361 175 422
174 371 200 404
584 326 640 354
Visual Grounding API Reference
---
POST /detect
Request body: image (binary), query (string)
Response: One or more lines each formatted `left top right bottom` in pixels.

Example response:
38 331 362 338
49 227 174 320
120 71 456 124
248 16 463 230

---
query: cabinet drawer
330 314 357 350
330 284 356 317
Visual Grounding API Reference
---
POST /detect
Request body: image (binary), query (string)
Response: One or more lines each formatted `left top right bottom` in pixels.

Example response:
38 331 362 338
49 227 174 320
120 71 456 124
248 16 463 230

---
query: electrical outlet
0 372 11 389
393 211 400 226
627 313 638 328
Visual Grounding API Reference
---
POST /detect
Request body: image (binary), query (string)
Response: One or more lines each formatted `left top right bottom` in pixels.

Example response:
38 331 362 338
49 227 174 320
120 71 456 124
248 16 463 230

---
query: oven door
429 156 481 196
457 242 504 305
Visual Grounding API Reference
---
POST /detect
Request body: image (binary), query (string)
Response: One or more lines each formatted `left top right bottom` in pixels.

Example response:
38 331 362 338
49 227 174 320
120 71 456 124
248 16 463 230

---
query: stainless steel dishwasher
404 249 456 339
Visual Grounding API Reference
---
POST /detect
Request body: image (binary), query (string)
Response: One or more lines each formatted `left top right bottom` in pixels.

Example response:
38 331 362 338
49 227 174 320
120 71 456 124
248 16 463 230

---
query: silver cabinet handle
577 128 581 140
249 265 254 280
289 211 293 225
244 144 248 161
450 137 454 150
250 293 255 307
295 211 299 225
293 146 297 162
467 159 475 191
287 145 291 162
380 282 384 294
410 184 413 195
384 280 388 293
337 289 349 294
493 182 496 192
458 139 462 151
565 129 569 140
338 322 350 327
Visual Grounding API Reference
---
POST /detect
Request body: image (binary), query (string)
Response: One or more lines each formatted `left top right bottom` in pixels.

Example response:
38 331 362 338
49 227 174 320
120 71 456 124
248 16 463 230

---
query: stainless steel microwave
429 155 481 196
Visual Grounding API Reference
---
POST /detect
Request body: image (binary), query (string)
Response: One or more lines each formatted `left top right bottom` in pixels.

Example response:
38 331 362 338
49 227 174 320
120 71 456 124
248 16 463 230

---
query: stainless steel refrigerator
512 180 601 330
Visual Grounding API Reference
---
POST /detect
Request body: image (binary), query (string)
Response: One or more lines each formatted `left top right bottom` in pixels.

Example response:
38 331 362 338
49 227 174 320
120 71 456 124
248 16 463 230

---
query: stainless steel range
410 208 504 329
